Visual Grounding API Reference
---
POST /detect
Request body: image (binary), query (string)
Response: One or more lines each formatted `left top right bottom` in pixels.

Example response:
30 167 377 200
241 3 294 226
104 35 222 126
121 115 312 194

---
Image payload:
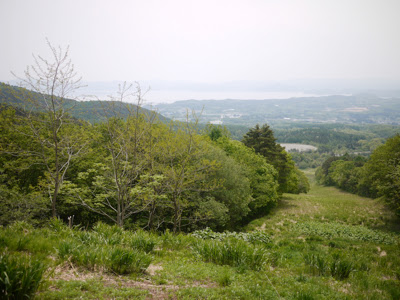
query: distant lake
280 143 318 152
144 91 328 104
75 84 330 104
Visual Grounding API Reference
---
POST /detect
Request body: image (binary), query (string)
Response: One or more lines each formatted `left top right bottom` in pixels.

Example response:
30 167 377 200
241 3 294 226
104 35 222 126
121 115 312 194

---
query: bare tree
77 82 160 227
13 39 85 218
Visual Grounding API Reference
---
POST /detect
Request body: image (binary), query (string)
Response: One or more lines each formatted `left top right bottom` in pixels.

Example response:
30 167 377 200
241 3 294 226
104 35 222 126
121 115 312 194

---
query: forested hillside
0 86 309 231
0 82 169 124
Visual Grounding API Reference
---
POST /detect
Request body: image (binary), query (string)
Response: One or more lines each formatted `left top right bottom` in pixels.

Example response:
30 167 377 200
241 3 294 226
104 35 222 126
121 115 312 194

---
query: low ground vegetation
1 174 399 299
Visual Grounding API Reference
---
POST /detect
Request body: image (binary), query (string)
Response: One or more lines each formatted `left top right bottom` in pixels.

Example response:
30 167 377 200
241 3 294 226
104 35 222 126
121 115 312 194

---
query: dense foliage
316 134 400 216
0 99 310 231
242 124 309 194
216 122 399 170
275 123 399 169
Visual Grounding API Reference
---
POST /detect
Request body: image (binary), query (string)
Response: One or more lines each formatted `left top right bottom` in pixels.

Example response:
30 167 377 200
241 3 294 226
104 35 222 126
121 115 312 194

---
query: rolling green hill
0 82 169 123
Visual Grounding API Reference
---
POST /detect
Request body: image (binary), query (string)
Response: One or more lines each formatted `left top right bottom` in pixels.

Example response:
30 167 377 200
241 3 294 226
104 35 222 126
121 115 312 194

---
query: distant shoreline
77 90 342 104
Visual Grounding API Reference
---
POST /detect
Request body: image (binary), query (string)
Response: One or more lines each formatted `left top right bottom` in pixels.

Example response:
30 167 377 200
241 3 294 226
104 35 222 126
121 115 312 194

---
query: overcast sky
1 0 400 88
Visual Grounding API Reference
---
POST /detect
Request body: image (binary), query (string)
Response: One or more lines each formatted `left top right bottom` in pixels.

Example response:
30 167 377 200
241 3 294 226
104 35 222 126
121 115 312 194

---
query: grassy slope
247 170 399 232
1 170 399 299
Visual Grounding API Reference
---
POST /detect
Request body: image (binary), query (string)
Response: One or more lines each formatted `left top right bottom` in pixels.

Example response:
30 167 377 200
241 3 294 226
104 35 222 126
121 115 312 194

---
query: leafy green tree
360 135 400 212
242 124 303 193
316 154 366 192
0 186 48 226
69 83 158 228
202 144 252 228
315 156 344 185
157 118 220 232
204 124 231 141
329 160 360 193
0 108 40 190
213 137 279 217
0 108 49 225
295 169 311 193
284 168 311 194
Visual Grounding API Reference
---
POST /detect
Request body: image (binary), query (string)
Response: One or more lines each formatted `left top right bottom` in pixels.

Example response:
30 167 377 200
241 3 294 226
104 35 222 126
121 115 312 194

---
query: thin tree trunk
147 200 156 230
52 180 58 218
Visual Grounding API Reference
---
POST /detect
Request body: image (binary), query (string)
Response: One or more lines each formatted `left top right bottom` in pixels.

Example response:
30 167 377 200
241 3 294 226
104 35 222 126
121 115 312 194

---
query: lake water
280 143 318 152
76 84 328 104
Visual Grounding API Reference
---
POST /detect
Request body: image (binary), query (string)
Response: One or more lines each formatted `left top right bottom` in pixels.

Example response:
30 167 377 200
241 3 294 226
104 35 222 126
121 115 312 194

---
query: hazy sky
1 0 400 85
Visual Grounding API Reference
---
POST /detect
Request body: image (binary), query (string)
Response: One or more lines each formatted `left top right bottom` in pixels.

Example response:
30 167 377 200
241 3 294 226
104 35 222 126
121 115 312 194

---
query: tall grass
126 230 158 253
109 247 152 274
47 218 72 238
330 253 353 280
161 229 195 250
53 223 155 274
304 252 354 280
0 252 46 299
304 253 328 276
92 222 123 245
193 239 268 271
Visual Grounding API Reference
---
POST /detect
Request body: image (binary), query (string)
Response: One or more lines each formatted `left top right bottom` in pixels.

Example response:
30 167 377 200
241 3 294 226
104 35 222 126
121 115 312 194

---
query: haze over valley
1 1 400 299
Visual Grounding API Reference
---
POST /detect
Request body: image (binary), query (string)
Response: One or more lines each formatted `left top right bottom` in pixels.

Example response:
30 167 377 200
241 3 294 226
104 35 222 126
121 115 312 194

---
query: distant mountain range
5 79 399 104
3 81 400 127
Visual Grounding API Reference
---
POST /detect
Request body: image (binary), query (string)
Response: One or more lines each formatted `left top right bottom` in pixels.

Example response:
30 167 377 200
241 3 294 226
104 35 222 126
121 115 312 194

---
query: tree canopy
242 124 309 194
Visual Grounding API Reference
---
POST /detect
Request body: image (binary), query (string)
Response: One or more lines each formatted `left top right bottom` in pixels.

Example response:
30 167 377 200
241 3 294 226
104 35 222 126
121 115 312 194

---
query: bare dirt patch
50 262 216 299
147 264 164 276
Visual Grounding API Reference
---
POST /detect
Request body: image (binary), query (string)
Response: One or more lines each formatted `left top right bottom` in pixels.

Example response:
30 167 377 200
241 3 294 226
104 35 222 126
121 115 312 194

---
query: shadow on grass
276 198 299 210
242 197 300 229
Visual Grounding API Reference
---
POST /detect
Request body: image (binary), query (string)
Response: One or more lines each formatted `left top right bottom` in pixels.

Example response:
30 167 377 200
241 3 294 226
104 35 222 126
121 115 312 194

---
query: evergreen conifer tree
242 124 295 193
